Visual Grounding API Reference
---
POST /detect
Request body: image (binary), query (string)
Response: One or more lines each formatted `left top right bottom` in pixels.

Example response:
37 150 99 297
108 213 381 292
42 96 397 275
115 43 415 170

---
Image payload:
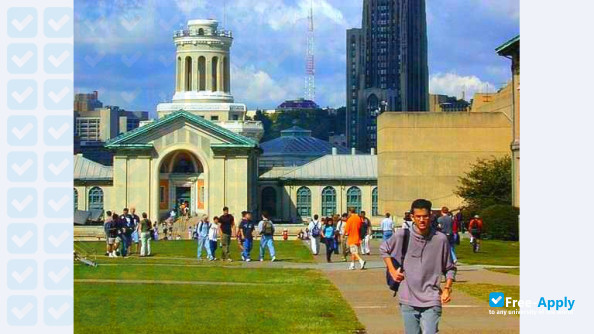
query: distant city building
347 0 429 152
276 98 320 112
329 133 347 148
259 125 350 169
156 19 263 141
429 94 471 112
74 92 149 165
74 91 102 112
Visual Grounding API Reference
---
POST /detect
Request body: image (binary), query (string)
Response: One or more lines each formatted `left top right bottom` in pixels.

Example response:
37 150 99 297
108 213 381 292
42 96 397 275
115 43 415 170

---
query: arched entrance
158 150 206 217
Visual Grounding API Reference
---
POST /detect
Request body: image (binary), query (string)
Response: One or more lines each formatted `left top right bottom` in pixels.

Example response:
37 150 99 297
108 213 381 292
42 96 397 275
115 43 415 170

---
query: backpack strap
400 229 411 268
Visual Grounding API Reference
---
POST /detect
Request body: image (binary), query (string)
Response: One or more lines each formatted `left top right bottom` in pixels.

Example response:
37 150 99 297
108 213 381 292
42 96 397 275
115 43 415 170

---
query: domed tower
157 19 263 140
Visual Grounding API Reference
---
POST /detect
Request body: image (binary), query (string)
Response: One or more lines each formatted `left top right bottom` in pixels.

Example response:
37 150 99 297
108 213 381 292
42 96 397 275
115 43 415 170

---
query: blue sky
74 0 519 115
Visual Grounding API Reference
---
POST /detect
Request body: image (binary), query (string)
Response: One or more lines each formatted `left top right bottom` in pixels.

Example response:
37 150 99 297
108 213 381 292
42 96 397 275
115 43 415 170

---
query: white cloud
231 65 302 108
174 0 205 15
429 72 500 100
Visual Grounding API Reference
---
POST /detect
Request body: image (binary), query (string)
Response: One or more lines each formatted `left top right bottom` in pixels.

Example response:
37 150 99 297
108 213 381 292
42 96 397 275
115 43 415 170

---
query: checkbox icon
44 187 72 218
7 188 37 218
44 152 72 182
8 80 37 110
44 296 73 326
8 116 38 146
44 43 73 73
44 116 72 146
7 295 38 326
489 292 505 307
44 7 72 38
8 224 37 254
7 7 38 38
8 259 38 290
44 224 72 254
7 152 37 182
44 260 72 290
8 44 37 73
44 79 72 110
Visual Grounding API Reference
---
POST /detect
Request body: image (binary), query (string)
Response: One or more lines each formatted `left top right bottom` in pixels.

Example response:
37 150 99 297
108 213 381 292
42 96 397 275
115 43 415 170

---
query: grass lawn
74 239 314 264
455 240 519 266
487 268 520 275
456 283 520 315
74 239 363 333
75 266 363 333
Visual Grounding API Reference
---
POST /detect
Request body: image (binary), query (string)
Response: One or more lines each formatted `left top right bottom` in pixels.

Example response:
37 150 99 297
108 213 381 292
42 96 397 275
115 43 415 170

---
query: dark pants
209 240 218 257
324 238 334 262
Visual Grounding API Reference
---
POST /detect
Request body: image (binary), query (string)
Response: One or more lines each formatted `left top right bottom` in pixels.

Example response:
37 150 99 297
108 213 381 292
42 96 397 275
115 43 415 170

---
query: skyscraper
346 0 429 151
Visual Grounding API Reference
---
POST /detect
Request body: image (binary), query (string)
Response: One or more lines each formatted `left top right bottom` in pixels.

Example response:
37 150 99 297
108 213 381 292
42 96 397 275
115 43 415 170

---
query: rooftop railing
173 29 232 38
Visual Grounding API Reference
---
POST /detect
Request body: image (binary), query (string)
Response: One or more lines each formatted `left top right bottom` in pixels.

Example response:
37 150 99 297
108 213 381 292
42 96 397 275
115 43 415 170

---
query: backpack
311 221 321 237
262 220 274 236
386 229 410 296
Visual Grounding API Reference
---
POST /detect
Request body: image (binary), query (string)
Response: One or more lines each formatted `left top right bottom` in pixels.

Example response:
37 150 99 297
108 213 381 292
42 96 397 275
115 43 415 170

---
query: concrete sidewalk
305 241 519 333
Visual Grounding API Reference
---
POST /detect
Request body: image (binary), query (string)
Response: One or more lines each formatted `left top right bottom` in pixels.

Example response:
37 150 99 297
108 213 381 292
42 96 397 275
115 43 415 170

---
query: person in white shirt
380 212 395 241
308 214 322 255
207 217 219 261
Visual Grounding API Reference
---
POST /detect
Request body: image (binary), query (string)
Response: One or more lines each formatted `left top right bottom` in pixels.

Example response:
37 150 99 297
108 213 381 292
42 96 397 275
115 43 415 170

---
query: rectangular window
210 116 219 121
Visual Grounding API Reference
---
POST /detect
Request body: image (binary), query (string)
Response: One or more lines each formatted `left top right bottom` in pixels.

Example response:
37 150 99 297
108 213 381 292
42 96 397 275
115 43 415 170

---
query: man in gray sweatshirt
380 199 456 334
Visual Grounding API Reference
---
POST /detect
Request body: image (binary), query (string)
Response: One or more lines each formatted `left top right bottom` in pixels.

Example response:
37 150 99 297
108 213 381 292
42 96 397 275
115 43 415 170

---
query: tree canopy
455 155 512 213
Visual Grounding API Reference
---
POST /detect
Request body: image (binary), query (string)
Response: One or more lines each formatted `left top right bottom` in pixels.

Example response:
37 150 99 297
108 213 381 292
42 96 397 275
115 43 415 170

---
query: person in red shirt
344 208 366 270
468 215 484 249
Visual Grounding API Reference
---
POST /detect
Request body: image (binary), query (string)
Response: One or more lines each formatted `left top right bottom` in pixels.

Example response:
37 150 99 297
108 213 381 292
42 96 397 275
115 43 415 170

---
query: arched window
261 187 277 217
296 187 311 218
211 57 218 91
198 28 204 35
185 56 192 91
74 188 78 212
198 56 206 91
347 186 362 213
372 187 378 216
321 186 336 217
88 187 104 211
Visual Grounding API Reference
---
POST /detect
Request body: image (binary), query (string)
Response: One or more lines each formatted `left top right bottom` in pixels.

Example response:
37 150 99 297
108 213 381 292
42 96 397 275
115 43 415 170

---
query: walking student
308 214 322 255
106 212 118 257
104 211 113 256
322 217 336 262
336 213 350 261
258 211 276 262
196 215 212 260
359 211 372 255
139 212 152 257
219 207 235 262
238 211 255 261
344 208 366 270
437 207 457 264
380 212 395 241
208 216 220 261
130 207 141 255
380 199 457 334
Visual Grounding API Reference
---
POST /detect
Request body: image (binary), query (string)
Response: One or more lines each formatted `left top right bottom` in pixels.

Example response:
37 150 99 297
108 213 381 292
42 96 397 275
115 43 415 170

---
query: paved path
304 241 519 333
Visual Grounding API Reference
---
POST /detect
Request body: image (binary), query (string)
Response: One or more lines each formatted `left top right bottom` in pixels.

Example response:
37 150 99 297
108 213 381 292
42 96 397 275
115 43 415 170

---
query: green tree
455 155 512 214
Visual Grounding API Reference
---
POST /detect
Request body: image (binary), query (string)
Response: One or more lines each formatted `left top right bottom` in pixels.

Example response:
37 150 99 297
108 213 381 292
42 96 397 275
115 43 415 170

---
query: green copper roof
105 109 258 149
496 35 519 55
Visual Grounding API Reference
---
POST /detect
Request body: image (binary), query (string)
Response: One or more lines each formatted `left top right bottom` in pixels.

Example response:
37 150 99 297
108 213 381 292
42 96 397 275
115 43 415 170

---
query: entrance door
176 186 191 209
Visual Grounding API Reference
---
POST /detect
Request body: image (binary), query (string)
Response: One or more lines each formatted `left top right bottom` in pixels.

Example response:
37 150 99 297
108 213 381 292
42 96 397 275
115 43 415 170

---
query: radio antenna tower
305 0 315 101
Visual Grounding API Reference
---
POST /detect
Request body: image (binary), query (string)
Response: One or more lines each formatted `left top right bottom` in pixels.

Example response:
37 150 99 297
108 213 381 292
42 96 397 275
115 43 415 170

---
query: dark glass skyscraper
346 0 429 151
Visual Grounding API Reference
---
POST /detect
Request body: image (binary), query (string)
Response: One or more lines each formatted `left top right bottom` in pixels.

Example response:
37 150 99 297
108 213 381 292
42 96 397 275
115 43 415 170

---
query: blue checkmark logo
489 292 505 307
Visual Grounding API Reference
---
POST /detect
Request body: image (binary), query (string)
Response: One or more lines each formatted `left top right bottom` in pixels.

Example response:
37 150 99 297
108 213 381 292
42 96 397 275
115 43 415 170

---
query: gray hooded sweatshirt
380 225 457 307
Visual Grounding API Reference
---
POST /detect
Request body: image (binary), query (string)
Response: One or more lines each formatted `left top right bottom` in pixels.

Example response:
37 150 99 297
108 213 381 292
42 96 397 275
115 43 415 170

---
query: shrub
479 204 519 241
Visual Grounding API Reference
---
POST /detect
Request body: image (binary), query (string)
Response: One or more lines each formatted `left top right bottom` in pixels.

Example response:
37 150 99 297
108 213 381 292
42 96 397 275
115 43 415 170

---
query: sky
74 0 519 115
